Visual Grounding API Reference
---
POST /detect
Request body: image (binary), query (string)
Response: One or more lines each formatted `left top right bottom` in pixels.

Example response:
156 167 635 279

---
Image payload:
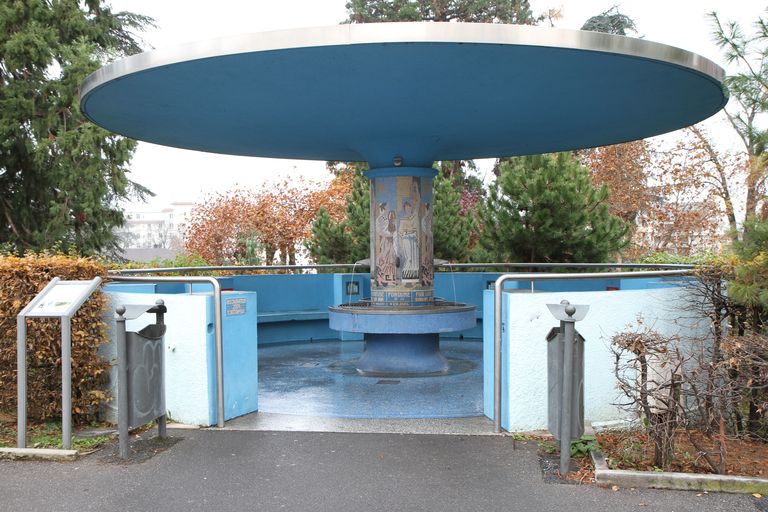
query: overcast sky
106 1 764 211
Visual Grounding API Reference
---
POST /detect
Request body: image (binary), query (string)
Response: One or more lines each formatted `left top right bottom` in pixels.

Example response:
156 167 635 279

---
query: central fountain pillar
367 166 436 307
329 165 476 375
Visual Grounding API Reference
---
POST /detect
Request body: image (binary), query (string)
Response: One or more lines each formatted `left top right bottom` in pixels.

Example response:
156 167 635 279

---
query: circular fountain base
357 333 448 375
329 300 476 376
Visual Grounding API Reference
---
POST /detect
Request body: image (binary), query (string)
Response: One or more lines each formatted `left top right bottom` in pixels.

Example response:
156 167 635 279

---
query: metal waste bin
546 300 589 475
546 326 585 440
115 300 168 459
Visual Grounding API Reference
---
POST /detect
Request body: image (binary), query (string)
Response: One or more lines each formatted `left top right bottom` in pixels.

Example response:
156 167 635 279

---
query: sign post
16 277 102 449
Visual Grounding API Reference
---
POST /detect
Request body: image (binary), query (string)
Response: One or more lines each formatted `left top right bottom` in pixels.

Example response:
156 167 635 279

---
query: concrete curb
592 450 768 494
0 447 78 462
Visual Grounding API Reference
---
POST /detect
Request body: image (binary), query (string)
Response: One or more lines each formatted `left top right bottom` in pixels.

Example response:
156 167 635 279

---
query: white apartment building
117 202 195 260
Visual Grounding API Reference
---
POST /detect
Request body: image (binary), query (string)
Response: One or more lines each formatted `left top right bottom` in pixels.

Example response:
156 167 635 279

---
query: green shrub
0 255 109 422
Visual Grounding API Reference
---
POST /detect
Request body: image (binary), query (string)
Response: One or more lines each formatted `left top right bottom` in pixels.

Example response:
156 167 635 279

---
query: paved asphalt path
0 429 759 512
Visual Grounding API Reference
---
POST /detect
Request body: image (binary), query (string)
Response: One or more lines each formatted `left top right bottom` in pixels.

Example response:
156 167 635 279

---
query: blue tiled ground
258 339 483 419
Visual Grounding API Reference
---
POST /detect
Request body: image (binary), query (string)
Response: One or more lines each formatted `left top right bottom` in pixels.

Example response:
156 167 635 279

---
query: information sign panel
16 276 102 450
26 282 94 317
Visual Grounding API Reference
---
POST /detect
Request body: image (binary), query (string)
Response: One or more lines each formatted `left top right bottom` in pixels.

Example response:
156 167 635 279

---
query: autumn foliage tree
580 141 651 226
581 130 737 259
710 10 768 224
184 175 351 266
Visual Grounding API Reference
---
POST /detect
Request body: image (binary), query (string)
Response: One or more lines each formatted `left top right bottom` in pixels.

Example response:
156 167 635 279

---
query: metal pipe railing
109 261 694 275
492 269 695 434
108 276 226 428
438 262 695 270
109 263 364 275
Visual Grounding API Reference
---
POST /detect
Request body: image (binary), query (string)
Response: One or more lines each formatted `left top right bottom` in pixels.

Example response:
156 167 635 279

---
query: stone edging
0 447 78 462
591 450 768 494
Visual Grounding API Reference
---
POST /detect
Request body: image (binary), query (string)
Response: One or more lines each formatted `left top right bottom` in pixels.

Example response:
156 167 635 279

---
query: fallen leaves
597 430 768 479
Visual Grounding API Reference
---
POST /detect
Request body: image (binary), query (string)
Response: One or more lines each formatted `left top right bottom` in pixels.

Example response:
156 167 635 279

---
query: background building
116 202 195 261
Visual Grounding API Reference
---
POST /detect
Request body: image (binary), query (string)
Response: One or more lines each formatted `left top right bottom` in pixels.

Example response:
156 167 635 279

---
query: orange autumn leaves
184 175 352 265
581 129 745 259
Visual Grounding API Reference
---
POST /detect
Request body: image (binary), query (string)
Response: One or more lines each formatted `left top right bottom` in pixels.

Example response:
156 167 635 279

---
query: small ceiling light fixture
393 156 403 167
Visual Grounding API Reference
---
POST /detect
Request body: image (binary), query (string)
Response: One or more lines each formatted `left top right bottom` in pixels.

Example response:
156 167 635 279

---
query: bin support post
116 307 129 459
154 300 167 439
559 307 576 475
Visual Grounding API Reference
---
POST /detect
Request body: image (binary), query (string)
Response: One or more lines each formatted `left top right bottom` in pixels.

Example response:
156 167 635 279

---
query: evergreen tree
581 6 637 35
343 171 371 262
345 0 536 24
0 1 153 255
478 153 628 263
306 209 355 264
710 10 768 226
433 167 475 261
307 172 370 264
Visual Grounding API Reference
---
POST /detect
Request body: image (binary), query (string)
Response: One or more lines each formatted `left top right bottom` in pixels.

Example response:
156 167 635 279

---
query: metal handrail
438 262 695 270
108 261 694 275
492 269 695 434
109 263 363 275
108 275 226 428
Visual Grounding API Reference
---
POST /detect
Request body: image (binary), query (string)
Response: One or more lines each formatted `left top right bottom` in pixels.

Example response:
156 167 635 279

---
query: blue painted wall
235 274 339 343
104 273 685 347
482 290 511 429
204 291 259 424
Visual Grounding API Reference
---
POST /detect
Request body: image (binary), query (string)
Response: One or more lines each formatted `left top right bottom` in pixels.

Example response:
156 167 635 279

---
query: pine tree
0 1 153 255
433 168 475 262
580 6 637 35
710 10 768 225
479 153 628 263
306 209 354 264
307 172 370 264
345 172 371 261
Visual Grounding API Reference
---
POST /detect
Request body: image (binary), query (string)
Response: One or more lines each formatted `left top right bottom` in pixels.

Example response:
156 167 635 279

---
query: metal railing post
211 279 225 428
493 278 505 434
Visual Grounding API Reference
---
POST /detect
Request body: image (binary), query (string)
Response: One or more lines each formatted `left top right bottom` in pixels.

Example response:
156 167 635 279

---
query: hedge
0 255 109 422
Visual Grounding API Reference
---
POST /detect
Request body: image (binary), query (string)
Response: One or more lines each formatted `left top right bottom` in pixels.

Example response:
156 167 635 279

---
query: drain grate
376 379 400 385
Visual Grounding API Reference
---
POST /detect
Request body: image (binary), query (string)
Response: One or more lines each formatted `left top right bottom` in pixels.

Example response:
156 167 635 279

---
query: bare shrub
611 324 682 469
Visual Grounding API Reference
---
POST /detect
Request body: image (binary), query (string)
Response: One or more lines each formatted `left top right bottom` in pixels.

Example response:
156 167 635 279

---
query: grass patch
0 413 113 452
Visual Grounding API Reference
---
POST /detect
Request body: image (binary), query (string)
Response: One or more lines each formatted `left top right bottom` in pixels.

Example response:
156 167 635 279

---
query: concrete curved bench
257 310 329 323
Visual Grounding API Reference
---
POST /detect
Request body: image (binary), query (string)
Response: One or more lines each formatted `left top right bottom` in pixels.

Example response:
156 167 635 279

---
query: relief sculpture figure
374 203 398 286
399 200 419 280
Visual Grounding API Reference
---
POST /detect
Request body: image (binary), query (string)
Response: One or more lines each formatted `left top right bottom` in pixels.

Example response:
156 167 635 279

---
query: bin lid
115 304 165 320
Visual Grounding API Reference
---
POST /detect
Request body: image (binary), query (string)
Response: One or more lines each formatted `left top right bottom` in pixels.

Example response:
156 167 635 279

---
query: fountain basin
329 301 476 375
